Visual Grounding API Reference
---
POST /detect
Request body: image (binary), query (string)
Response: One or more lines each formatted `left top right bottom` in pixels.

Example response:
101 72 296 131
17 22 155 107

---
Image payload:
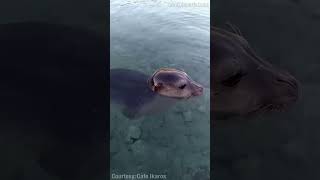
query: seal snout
274 72 300 104
192 84 204 96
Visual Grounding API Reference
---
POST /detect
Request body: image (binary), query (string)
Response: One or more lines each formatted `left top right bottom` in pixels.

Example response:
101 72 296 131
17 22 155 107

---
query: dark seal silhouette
211 23 300 119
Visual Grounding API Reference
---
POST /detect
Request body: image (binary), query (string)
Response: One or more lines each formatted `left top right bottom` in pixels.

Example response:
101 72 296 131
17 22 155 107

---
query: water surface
110 0 210 179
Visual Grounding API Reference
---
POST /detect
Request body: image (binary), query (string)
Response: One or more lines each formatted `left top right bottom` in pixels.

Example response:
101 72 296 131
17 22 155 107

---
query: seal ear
147 76 155 90
153 83 163 92
147 74 162 92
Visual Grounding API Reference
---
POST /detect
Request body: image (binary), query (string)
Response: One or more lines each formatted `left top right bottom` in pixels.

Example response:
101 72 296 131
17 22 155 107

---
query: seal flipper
110 68 156 119
225 22 243 36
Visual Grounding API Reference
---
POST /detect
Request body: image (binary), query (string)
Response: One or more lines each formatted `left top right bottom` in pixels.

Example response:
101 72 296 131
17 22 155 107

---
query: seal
110 68 203 119
211 23 300 117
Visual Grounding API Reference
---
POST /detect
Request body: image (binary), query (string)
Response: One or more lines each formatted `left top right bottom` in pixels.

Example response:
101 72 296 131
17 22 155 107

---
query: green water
110 0 210 179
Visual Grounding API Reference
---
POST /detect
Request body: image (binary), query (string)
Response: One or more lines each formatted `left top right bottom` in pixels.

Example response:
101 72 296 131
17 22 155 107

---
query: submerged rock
126 126 142 144
130 140 147 157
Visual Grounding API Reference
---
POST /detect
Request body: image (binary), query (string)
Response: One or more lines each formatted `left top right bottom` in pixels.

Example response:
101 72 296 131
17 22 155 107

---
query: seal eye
221 71 246 87
179 84 187 89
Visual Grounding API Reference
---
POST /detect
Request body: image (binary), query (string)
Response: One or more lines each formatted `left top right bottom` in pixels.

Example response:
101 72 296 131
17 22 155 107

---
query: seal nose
192 85 204 96
274 73 300 103
276 72 299 90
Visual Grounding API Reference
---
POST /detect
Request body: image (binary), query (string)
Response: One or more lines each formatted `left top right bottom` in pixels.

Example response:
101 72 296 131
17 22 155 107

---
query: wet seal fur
110 68 203 119
148 68 203 98
211 23 300 119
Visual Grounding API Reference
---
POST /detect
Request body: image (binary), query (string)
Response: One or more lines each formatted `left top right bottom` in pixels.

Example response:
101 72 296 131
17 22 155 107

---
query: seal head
148 68 204 99
212 25 300 116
